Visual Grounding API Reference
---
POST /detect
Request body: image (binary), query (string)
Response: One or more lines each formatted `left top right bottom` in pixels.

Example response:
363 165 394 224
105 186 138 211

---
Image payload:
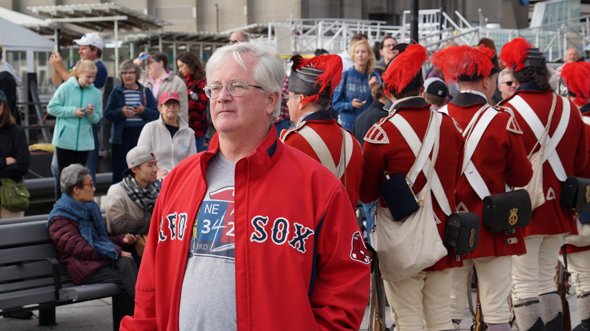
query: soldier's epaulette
280 120 307 142
495 105 523 134
363 113 394 145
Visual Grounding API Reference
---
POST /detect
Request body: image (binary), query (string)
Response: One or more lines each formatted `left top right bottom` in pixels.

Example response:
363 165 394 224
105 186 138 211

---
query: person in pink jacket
120 41 370 331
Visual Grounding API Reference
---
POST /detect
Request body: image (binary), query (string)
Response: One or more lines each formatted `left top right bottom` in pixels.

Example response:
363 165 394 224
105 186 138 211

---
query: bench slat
0 286 59 309
60 283 121 302
0 260 69 283
0 243 57 265
0 221 51 248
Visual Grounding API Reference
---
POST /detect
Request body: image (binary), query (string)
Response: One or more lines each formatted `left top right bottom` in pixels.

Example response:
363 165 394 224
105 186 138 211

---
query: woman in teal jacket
48 60 102 199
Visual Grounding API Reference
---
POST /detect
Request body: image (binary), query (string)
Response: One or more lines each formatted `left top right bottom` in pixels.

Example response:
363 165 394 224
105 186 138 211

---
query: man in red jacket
432 45 533 331
120 41 370 331
559 61 590 331
499 38 587 331
281 54 363 207
360 44 464 331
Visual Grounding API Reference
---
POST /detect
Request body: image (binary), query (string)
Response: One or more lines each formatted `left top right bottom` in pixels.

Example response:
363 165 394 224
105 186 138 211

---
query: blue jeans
274 118 290 137
85 126 100 182
362 200 376 245
195 135 206 153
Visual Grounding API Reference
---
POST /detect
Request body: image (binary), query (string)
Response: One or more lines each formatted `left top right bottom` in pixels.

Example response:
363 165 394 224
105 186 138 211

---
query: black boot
573 318 590 331
543 312 563 331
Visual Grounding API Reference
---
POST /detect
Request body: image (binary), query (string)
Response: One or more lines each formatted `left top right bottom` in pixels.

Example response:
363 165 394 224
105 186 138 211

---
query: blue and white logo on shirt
191 187 235 260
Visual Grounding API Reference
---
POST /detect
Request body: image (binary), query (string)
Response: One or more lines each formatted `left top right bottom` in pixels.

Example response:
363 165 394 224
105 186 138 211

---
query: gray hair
206 41 285 123
498 68 513 84
119 59 141 82
60 164 89 194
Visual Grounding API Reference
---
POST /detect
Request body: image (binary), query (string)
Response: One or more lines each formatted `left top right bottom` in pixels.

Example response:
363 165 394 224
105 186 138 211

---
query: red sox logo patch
350 231 370 264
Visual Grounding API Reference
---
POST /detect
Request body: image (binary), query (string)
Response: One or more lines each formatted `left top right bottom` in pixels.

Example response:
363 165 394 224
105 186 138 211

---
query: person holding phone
104 60 159 184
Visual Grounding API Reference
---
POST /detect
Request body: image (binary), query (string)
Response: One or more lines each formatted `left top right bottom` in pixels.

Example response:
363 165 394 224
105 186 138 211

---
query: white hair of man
498 68 512 84
206 41 285 123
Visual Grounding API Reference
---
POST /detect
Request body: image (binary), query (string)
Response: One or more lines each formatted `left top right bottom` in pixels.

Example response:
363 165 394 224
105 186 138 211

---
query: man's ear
266 91 280 114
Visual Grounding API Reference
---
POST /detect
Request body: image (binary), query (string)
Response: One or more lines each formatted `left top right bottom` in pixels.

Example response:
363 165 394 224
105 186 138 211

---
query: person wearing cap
137 91 196 182
49 33 107 89
134 52 189 124
422 77 449 110
120 42 370 331
498 38 587 331
105 145 159 262
559 61 590 331
497 68 519 100
431 44 533 331
281 54 363 208
360 44 464 331
0 90 30 219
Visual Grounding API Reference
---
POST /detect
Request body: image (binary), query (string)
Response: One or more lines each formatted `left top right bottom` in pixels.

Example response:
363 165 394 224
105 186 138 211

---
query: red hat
560 61 590 106
430 45 496 82
159 91 180 104
288 54 343 108
499 38 545 72
382 43 428 95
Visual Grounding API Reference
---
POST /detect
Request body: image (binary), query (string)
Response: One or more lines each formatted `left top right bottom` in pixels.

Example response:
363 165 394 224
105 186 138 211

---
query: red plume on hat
296 54 343 107
430 45 495 82
382 44 428 94
561 61 590 106
499 38 533 71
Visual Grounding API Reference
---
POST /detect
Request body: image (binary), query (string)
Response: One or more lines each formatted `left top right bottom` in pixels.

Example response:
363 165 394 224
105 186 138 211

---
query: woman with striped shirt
104 60 159 183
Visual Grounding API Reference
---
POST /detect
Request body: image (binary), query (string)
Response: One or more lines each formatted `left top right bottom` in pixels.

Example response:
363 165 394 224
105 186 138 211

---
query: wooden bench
0 217 133 331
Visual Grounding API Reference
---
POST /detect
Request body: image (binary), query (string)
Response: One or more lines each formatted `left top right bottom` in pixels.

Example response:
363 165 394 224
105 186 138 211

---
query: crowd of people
2 27 590 331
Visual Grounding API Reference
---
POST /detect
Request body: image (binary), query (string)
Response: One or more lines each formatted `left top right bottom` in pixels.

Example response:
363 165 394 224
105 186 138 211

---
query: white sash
461 106 498 200
508 95 570 181
390 112 453 216
297 126 354 180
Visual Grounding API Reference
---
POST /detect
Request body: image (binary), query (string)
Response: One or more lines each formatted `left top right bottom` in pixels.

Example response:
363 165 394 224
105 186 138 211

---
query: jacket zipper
76 86 84 150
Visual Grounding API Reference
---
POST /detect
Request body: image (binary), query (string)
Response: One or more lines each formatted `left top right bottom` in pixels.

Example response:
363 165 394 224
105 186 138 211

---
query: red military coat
566 105 590 254
500 82 587 236
360 97 465 271
281 110 364 207
446 92 533 258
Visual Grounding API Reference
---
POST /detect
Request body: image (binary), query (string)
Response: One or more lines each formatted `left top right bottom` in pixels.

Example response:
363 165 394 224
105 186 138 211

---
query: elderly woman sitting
47 164 139 302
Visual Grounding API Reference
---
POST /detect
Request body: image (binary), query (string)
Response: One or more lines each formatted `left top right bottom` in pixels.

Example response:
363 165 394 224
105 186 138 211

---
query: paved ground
0 289 581 331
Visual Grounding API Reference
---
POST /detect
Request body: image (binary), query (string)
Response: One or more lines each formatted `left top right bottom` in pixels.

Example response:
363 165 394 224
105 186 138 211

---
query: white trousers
559 249 590 296
512 234 564 301
383 269 454 331
449 256 513 323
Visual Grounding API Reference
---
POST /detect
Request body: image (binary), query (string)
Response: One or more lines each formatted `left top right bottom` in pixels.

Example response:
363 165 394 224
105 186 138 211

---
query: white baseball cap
74 33 104 50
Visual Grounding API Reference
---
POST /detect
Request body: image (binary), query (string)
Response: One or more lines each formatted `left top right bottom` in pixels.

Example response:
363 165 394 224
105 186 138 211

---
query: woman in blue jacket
104 60 159 183
332 40 379 130
48 60 102 199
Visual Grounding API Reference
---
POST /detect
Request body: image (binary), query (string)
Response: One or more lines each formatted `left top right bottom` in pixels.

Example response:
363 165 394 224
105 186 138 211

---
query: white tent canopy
0 16 54 72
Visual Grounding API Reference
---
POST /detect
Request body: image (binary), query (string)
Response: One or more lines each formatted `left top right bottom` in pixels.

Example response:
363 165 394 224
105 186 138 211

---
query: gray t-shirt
179 152 237 330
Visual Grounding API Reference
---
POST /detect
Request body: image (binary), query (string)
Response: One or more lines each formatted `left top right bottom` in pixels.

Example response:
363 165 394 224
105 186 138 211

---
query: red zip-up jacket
120 126 370 331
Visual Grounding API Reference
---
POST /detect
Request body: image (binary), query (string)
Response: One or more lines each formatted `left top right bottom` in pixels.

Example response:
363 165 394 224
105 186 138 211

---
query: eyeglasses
287 94 300 101
383 43 397 49
82 181 94 187
502 81 514 87
121 71 136 76
204 80 264 99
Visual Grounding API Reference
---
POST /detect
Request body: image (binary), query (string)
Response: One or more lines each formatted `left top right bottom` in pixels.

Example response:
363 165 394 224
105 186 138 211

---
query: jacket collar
115 81 146 92
383 101 393 112
203 125 283 180
581 104 590 115
301 109 334 122
392 96 428 110
450 92 487 107
517 80 543 92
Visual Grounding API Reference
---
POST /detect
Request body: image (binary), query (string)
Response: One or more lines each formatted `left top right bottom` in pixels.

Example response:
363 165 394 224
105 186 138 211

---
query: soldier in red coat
499 38 587 331
559 61 590 331
431 45 533 331
360 44 464 331
281 55 363 207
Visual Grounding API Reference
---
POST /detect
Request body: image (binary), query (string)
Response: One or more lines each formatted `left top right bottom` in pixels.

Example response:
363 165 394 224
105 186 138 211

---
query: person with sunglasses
137 92 196 182
48 164 139 315
498 68 519 100
121 41 370 331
